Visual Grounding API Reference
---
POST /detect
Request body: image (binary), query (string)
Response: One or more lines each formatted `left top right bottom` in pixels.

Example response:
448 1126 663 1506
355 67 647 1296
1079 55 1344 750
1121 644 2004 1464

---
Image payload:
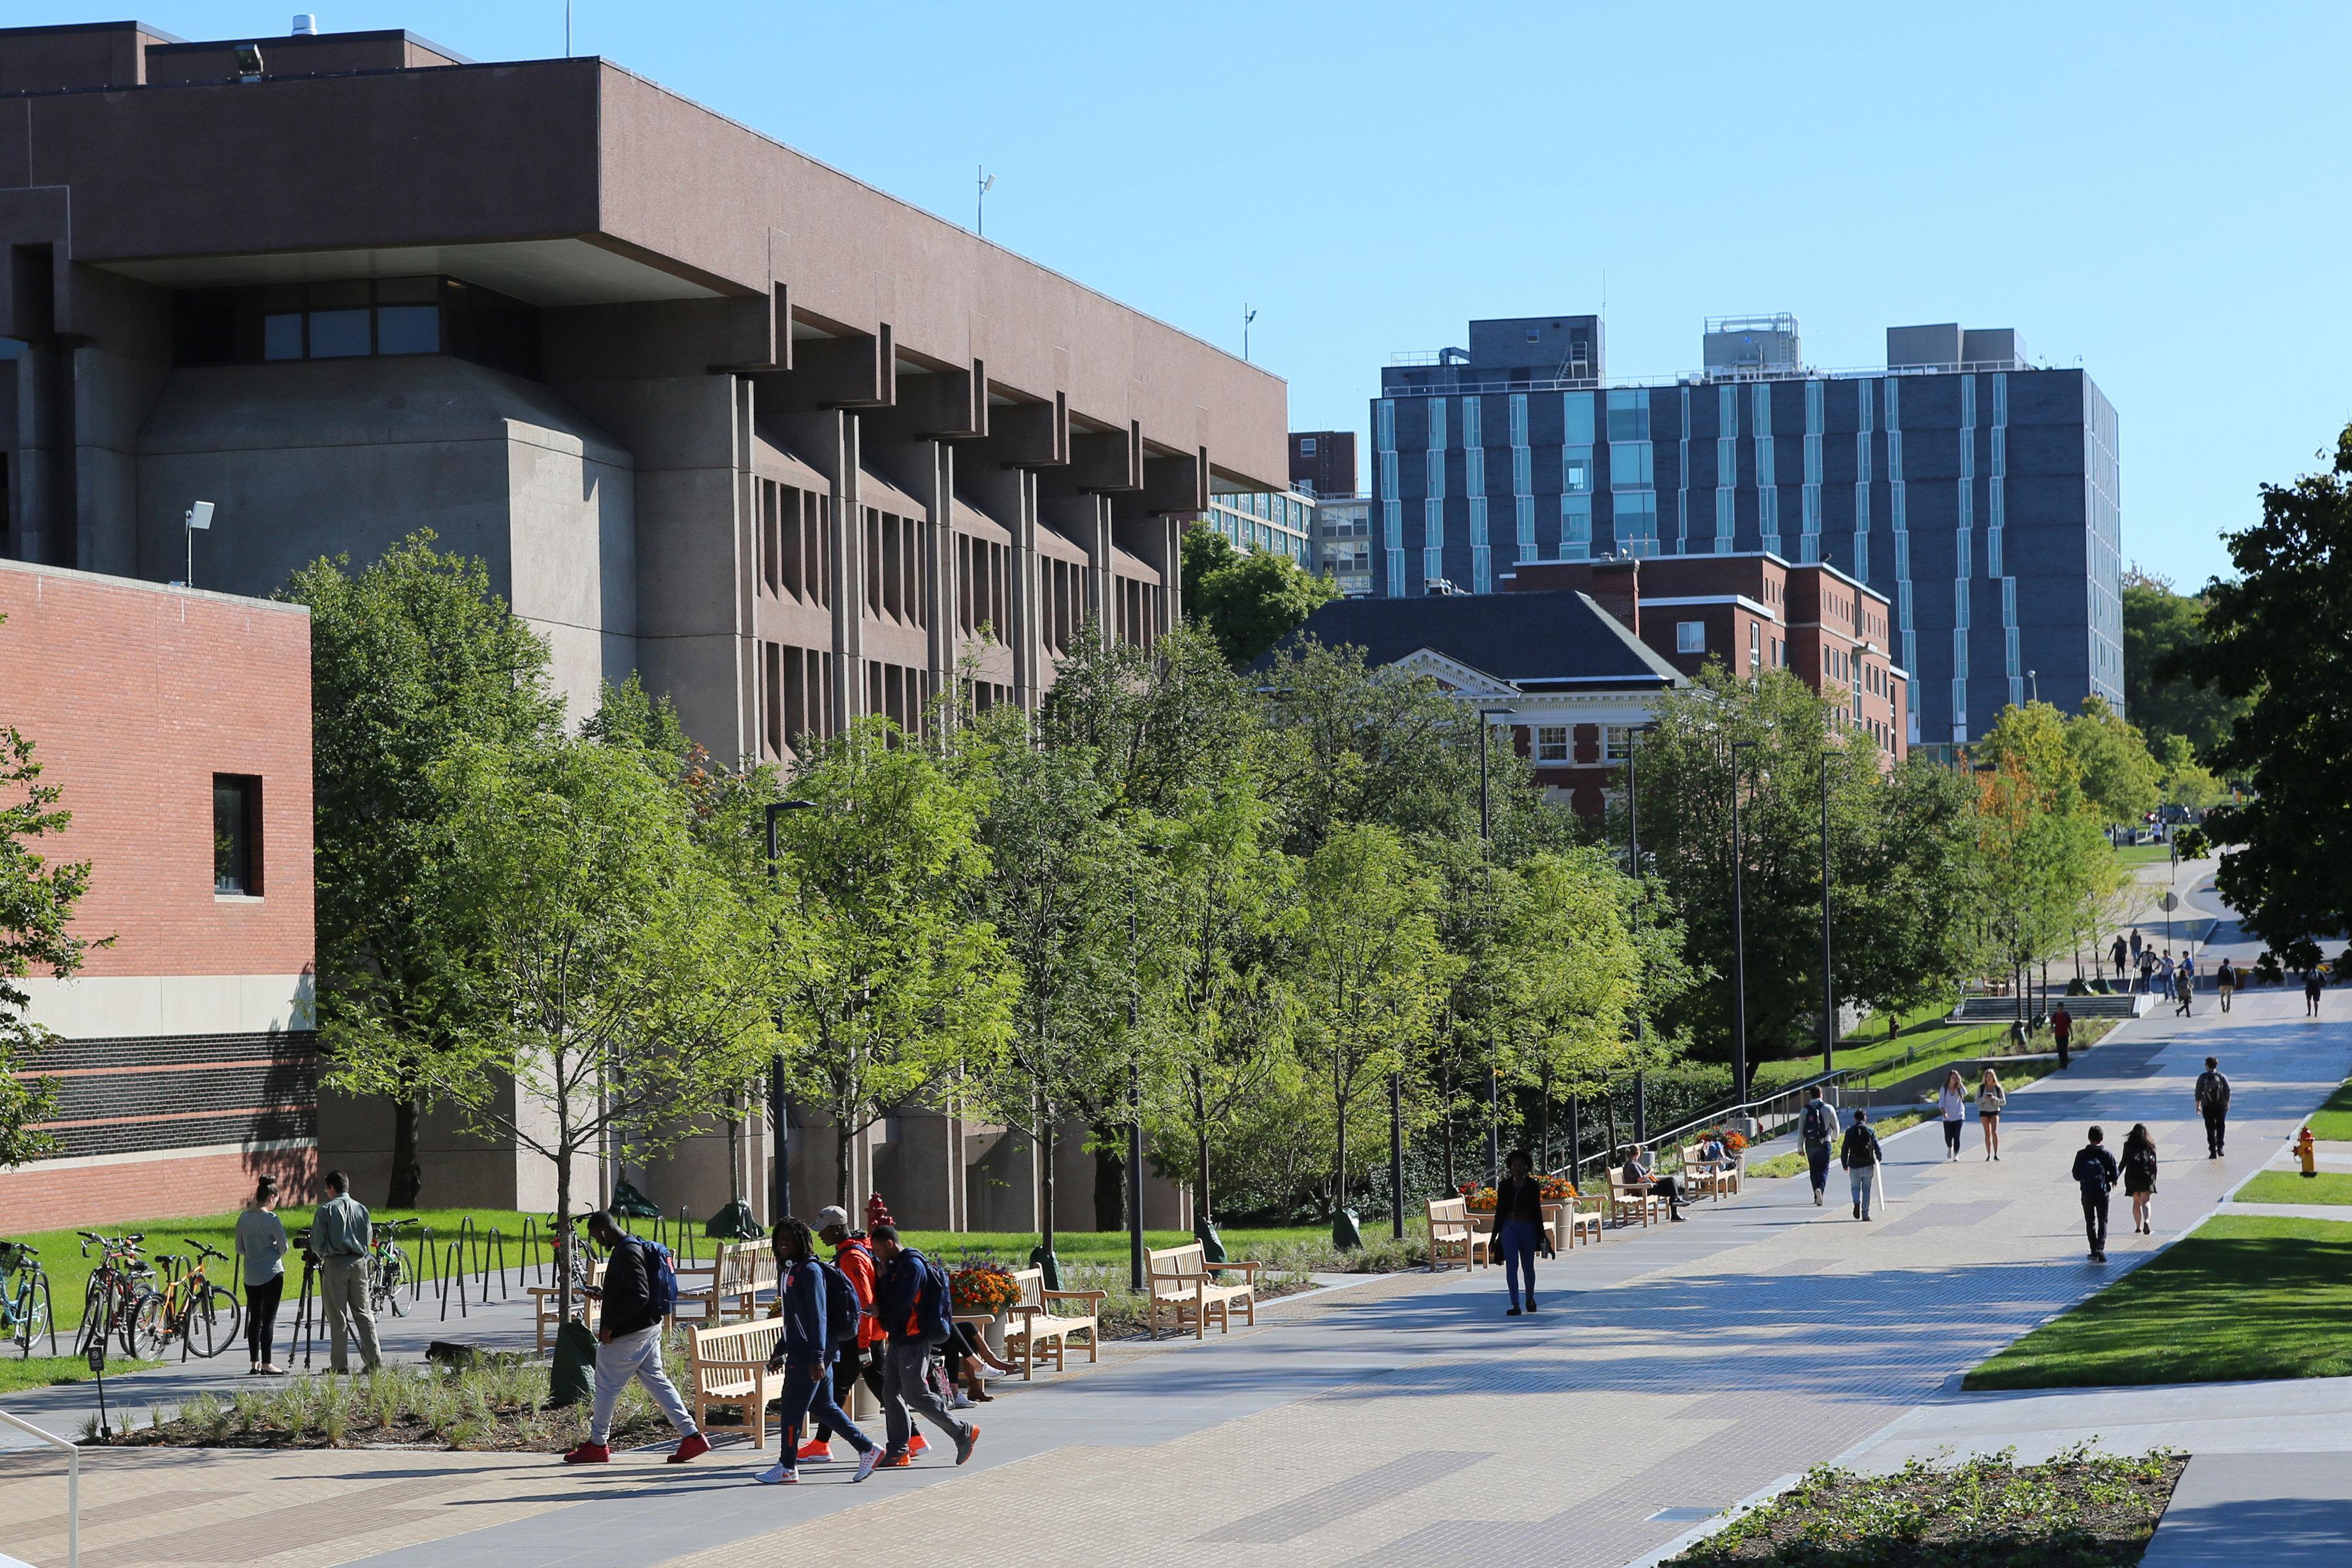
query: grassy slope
2304 1077 2352 1141
2235 1170 2352 1207
1965 1215 2352 1390
0 1355 162 1395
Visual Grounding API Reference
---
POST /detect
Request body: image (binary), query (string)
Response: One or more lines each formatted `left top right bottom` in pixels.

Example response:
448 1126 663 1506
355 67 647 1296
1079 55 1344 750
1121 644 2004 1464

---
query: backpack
1802 1101 1835 1145
911 1250 953 1335
637 1239 678 1320
817 1258 862 1347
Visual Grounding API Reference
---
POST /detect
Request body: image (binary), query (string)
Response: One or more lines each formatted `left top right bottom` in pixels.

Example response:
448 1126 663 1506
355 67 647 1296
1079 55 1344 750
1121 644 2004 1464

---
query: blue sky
82 1 2352 588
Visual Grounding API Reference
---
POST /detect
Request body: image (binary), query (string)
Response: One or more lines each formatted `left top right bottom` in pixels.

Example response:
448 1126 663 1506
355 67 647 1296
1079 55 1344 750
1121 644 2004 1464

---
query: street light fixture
1729 740 1759 1109
1476 706 1515 1186
764 799 817 1224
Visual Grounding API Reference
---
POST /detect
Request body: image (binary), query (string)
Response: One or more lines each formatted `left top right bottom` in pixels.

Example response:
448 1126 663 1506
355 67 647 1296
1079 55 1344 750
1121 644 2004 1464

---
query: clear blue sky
78 1 2352 588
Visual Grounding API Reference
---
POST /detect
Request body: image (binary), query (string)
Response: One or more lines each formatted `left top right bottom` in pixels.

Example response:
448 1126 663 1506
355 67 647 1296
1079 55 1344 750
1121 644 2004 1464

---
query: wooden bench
1679 1145 1735 1201
1605 1170 1668 1228
1425 1197 1491 1271
529 1257 603 1354
1548 1198 1603 1249
677 1240 770 1324
685 1318 784 1450
1146 1243 1260 1339
960 1267 1105 1379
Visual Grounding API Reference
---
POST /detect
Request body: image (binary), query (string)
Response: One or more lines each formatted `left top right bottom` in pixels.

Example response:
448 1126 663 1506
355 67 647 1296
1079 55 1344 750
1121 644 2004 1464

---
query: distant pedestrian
2195 1056 2231 1158
2138 948 2157 994
1839 1109 1883 1220
869 1224 979 1469
2121 1124 2159 1235
305 1170 381 1375
563 1211 708 1466
2175 966 2194 1018
2130 930 2144 969
2110 934 2129 979
2073 1126 2119 1262
756 1218 880 1485
1799 1087 1838 1206
1491 1149 1546 1316
2051 1002 2073 1071
2216 958 2236 1013
2157 953 2177 998
234 1175 289 1376
1938 1070 1967 1160
2309 966 2328 1018
1978 1068 2007 1161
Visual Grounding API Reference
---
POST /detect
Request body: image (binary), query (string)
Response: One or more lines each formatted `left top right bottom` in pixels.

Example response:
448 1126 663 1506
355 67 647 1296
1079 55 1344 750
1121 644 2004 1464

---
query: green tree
1498 848 1653 1166
2063 695 2163 825
771 716 1015 1209
2122 567 2247 757
0 637 107 1167
1839 756 1982 1041
2182 425 2352 953
1973 704 2123 993
286 534 562 1205
2156 732 2225 812
1180 525 1338 668
407 734 780 1319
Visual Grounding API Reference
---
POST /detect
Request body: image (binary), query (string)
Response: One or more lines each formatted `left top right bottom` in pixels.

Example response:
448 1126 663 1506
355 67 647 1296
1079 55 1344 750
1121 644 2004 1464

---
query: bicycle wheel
13 1292 48 1358
184 1284 239 1359
127 1290 171 1358
378 1254 408 1318
73 1281 107 1358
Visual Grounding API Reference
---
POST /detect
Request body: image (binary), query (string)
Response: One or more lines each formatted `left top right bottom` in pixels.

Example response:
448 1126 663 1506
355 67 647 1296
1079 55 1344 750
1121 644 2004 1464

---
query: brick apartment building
0 560 316 1231
1508 553 1909 759
0 17 1265 1229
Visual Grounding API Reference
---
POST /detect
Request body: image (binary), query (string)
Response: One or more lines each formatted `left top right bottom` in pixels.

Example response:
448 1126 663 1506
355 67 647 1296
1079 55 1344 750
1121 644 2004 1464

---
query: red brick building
0 559 315 1230
1507 554 1908 760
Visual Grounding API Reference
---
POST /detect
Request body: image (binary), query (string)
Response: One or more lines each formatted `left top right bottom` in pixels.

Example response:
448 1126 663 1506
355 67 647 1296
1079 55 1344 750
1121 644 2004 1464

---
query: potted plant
949 1262 1024 1357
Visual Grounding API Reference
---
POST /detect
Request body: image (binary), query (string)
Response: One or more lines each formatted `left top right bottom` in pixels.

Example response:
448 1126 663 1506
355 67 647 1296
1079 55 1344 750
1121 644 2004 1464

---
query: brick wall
0 1144 319 1232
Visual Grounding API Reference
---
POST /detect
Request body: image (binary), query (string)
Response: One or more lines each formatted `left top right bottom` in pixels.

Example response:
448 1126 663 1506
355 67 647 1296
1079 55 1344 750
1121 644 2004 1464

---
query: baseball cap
815 1205 850 1232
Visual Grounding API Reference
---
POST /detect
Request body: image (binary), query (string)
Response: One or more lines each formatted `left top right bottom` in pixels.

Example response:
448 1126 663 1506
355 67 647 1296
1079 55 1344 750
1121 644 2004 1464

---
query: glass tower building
1370 316 2123 745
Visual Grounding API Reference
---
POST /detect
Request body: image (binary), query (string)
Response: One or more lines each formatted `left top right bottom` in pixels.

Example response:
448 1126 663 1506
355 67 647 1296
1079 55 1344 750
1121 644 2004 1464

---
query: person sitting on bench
1622 1145 1690 1220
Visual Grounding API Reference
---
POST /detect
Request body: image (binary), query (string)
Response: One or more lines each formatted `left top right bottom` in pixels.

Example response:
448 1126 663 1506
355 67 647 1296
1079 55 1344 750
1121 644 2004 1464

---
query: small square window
1603 725 1633 762
376 304 440 355
1298 437 1316 455
213 774 262 896
1677 620 1705 654
1537 726 1569 763
307 308 372 358
263 313 304 361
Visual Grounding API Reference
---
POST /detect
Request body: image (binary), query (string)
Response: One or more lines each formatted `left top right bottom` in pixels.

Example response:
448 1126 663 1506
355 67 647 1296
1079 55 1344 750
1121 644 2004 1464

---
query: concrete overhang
99 236 728 307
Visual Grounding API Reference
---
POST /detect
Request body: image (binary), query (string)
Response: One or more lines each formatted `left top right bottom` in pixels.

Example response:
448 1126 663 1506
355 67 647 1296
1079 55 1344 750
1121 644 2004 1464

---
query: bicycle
131 1241 240 1360
74 1231 154 1358
369 1218 419 1318
0 1241 56 1358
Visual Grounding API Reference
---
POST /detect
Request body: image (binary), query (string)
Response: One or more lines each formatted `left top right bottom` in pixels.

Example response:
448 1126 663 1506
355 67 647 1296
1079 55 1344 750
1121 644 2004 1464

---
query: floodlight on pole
764 798 817 1224
977 167 994 236
183 502 214 589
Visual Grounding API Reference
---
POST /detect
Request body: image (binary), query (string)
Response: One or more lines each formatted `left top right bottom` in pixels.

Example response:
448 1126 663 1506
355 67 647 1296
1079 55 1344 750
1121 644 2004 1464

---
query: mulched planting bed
1669 1446 2186 1567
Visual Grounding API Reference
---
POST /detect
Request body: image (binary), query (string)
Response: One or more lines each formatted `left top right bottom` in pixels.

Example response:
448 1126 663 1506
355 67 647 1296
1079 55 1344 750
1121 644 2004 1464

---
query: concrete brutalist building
0 18 1282 1230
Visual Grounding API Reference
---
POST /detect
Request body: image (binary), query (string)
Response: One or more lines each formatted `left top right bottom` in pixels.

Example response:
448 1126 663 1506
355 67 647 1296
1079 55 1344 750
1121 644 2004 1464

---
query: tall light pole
976 167 994 235
1729 740 1759 1109
1627 722 1657 1140
764 798 817 1224
1820 750 1835 1077
1477 706 1515 1184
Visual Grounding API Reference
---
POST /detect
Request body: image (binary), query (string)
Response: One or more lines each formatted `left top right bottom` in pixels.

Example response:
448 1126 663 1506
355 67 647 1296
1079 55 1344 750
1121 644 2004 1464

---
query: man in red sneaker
797 1205 886 1465
870 1224 979 1467
561 1211 708 1465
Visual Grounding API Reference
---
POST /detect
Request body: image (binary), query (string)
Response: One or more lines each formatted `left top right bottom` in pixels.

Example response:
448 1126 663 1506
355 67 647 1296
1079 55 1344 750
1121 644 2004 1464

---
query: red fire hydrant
2297 1126 2318 1179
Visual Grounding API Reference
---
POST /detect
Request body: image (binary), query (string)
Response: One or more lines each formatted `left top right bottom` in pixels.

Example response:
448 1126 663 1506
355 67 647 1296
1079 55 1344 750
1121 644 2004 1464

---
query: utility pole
765 800 816 1222
1243 304 1257 362
976 166 994 236
1820 750 1835 1077
1729 740 1757 1109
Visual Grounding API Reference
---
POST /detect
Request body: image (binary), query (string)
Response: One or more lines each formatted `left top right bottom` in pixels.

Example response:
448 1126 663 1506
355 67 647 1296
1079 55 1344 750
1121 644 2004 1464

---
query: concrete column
1043 491 1114 648
774 407 863 728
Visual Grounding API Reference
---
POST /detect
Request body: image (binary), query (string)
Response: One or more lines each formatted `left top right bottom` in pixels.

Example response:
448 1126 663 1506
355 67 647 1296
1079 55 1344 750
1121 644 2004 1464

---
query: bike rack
0 1407 78 1568
482 1228 508 1300
521 1217 544 1284
437 1238 468 1321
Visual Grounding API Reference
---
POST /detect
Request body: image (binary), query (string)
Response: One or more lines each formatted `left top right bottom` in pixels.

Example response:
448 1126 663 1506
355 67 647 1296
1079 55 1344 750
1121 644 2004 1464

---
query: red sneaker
667 1433 711 1464
562 1441 612 1465
872 1450 913 1469
795 1439 835 1463
908 1432 930 1457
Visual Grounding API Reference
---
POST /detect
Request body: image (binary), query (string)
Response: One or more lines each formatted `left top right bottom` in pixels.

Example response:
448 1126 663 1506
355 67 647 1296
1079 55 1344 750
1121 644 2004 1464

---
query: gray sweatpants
589 1322 696 1445
880 1337 972 1454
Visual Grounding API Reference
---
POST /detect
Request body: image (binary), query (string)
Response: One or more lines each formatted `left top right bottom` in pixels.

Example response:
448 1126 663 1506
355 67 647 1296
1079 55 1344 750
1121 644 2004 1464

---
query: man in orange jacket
797 1205 889 1465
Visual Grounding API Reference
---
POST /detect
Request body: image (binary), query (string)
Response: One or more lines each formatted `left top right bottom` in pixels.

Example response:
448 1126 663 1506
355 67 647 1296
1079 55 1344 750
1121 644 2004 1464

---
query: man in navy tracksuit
869 1224 977 1468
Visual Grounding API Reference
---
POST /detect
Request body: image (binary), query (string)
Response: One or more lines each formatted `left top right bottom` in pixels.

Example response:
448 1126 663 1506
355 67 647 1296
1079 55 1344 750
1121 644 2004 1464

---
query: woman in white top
1978 1067 2008 1161
233 1175 290 1375
1938 1070 1967 1160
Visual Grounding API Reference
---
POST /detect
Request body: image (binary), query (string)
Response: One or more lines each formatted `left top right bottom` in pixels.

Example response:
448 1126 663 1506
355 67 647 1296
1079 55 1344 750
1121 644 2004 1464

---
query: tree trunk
1333 1056 1350 1214
555 1148 574 1327
387 1090 423 1208
1092 1124 1125 1232
1605 1088 1621 1166
834 1109 855 1213
1192 1068 1213 1230
1540 1068 1553 1171
1039 1121 1058 1253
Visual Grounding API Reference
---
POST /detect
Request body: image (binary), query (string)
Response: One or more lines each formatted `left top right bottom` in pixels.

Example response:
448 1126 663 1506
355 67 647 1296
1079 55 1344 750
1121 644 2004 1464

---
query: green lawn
1754 1014 2106 1097
2235 1170 2352 1206
2306 1076 2352 1141
0 1354 161 1396
2114 843 2174 866
7 1208 546 1331
1965 1215 2352 1390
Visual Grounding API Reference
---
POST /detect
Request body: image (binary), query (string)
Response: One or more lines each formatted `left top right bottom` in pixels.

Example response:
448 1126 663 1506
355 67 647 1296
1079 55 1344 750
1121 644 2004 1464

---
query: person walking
561 1211 707 1465
2051 1002 2073 1071
2308 964 2328 1018
869 1224 979 1469
2109 932 2129 979
1490 1149 1546 1315
2216 957 2236 1013
798 1207 886 1463
2138 947 2157 996
306 1170 382 1375
2130 928 2145 975
755 1218 880 1485
1938 1070 1967 1160
1839 1109 1883 1220
2121 1124 2159 1235
2174 964 2195 1018
2195 1056 2231 1158
234 1175 289 1375
1978 1068 2008 1160
1799 1087 1838 1206
2073 1126 2119 1262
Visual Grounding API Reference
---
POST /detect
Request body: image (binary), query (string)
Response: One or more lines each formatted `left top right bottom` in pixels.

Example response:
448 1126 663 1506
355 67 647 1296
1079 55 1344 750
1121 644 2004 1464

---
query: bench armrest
1042 1289 1108 1304
1204 1260 1262 1277
691 1357 779 1375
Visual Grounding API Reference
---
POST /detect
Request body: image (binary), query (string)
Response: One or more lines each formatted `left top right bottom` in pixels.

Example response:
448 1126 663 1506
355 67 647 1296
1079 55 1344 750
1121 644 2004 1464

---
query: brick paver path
5 981 2343 1568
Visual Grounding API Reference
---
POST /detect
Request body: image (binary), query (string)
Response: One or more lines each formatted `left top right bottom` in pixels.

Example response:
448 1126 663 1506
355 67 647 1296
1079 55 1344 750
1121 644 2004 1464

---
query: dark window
172 276 536 376
213 775 261 896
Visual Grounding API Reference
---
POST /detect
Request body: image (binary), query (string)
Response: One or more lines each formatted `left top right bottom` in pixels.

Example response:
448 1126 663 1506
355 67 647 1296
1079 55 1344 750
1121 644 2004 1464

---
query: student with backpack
1799 1088 1838 1206
756 1218 880 1485
798 1206 885 1464
2072 1126 2119 1262
563 1211 708 1465
869 1224 979 1469
1838 1109 1884 1220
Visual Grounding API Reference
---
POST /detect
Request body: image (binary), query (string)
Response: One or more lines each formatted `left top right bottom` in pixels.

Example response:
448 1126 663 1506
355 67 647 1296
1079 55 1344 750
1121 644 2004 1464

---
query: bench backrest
689 1318 781 1389
1146 1243 1204 1299
1426 1196 1469 1228
1009 1266 1045 1314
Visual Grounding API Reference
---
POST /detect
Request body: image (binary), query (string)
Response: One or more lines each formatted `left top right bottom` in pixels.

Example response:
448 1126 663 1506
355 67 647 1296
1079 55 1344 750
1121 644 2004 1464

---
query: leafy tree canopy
1181 525 1338 668
2123 566 2247 759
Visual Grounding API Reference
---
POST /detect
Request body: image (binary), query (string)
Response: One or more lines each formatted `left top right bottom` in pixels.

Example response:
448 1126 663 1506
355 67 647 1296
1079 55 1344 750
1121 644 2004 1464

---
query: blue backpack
636 1239 678 1319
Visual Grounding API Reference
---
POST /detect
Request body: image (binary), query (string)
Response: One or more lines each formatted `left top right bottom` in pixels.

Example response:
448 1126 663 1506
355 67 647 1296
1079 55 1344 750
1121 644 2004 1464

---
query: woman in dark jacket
2121 1123 2159 1235
758 1218 879 1486
1490 1149 1547 1316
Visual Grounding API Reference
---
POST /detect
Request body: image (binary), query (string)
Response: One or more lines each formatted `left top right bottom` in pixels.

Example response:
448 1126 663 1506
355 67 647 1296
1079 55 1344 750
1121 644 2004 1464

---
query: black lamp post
1729 740 1759 1108
1820 751 1836 1077
764 798 817 1224
1626 721 1657 1137
1477 705 1515 1184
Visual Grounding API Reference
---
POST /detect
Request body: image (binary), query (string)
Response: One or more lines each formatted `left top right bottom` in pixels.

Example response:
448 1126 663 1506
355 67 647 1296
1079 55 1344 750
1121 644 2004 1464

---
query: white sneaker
853 1447 881 1482
951 1391 973 1409
755 1463 799 1486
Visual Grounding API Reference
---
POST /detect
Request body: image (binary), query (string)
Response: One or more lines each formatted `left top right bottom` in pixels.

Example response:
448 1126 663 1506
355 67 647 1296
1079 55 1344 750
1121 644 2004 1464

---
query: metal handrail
1550 1069 1854 1183
1 1405 78 1568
